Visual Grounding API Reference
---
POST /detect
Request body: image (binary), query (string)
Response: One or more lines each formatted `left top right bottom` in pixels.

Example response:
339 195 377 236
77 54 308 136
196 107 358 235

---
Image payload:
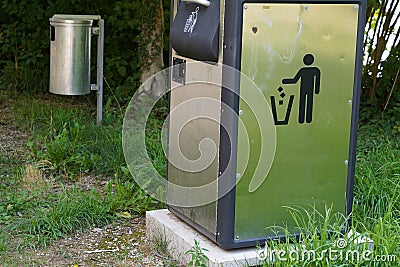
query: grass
257 121 400 266
16 187 113 248
354 123 400 222
0 91 164 260
16 96 125 176
0 150 23 185
0 89 399 266
351 122 400 266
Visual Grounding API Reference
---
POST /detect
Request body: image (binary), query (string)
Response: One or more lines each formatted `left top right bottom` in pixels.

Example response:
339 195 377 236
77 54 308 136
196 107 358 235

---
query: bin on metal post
49 14 104 124
167 0 366 249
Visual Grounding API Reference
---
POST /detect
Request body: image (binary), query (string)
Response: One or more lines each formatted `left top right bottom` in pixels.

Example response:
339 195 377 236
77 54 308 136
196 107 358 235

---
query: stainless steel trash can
167 0 366 249
49 15 95 95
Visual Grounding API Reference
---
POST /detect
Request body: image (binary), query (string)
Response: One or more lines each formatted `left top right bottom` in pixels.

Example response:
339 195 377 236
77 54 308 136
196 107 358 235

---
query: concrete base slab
146 209 263 267
146 209 374 266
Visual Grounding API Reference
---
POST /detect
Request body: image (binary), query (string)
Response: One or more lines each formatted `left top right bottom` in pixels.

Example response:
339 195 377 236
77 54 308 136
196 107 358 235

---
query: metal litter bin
49 14 104 124
49 15 96 95
167 0 366 249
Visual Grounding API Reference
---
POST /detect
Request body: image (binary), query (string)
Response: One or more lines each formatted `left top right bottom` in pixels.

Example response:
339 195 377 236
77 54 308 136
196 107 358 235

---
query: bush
0 0 170 103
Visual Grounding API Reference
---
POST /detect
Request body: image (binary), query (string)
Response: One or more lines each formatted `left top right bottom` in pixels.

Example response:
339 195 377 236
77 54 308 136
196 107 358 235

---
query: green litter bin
167 0 366 249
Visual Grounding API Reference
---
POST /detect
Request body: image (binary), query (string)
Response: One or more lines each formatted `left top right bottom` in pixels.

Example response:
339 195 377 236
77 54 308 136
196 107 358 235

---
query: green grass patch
14 187 113 248
1 89 399 266
0 91 165 253
12 93 167 181
354 123 400 222
12 95 125 177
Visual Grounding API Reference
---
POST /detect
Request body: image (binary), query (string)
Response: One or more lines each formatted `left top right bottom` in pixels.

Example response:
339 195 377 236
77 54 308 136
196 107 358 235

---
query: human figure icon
282 54 321 124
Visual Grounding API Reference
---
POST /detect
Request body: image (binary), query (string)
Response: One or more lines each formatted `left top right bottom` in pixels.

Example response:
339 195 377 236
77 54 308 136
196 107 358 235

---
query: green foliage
362 0 400 118
152 232 180 267
11 91 167 181
0 91 165 248
153 231 170 255
0 0 397 120
0 232 6 253
0 188 34 226
45 121 98 174
0 150 23 184
0 0 53 92
262 207 348 266
366 0 380 9
353 122 399 263
103 0 142 101
260 206 399 266
104 177 159 215
361 46 400 119
185 239 209 267
0 0 170 103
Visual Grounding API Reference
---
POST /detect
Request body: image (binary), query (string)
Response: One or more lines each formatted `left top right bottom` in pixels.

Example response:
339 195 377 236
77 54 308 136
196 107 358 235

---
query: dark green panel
235 3 359 240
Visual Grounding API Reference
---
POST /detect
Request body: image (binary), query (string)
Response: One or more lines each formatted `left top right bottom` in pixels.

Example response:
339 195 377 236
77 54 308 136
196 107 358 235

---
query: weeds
105 178 159 215
152 230 180 267
21 164 49 191
153 231 170 256
185 239 209 267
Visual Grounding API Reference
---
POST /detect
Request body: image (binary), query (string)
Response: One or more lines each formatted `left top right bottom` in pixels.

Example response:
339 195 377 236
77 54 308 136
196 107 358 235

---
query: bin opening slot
50 26 55 41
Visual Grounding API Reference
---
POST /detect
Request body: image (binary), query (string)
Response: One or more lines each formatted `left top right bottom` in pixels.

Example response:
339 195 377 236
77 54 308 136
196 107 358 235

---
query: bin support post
96 19 104 125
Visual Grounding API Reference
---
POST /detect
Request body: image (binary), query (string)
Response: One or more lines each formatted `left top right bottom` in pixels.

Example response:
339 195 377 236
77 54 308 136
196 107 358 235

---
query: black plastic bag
170 1 220 62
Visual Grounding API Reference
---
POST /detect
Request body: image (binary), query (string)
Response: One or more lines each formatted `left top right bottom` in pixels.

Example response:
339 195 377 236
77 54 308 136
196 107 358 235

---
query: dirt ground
14 218 165 267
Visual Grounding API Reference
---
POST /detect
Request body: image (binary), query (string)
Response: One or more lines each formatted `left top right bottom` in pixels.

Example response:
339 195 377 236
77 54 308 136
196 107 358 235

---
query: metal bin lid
49 14 101 25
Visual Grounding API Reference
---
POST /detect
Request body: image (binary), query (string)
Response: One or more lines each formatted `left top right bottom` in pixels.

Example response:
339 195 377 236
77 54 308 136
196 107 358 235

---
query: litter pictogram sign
271 54 321 125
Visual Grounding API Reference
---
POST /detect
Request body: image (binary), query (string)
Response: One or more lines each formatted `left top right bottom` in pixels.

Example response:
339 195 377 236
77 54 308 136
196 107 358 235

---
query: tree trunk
137 0 165 98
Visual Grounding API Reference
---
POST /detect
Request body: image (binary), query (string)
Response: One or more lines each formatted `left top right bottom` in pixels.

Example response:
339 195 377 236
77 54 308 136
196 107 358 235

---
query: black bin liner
170 1 220 62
